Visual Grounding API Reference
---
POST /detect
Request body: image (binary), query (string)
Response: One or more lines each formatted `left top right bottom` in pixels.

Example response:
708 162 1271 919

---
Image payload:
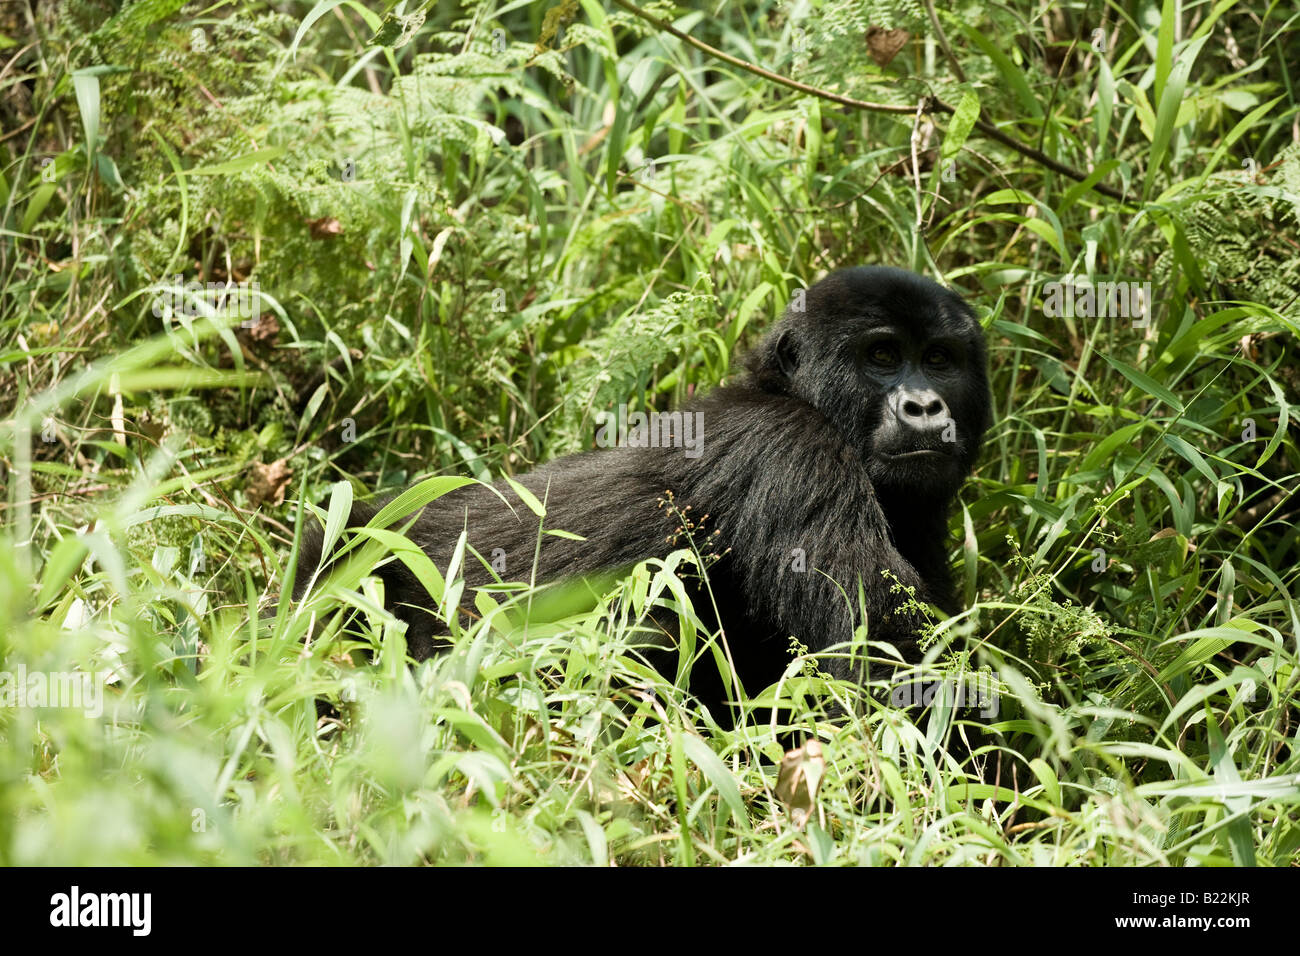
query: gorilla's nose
897 388 950 433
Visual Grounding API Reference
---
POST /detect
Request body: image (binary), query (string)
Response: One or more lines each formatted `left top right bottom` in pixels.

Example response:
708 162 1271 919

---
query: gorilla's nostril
901 395 946 420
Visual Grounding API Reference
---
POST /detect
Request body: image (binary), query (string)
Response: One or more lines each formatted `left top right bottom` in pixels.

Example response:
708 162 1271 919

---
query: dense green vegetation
1 0 1298 865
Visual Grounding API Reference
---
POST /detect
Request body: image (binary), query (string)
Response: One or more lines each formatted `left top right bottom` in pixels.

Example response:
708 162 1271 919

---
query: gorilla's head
746 266 990 502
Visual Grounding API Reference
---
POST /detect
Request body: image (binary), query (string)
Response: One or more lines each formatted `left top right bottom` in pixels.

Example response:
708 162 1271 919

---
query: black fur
293 266 990 701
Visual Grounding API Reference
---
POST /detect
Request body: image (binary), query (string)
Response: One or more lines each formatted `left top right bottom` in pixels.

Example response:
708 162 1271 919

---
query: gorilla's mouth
882 449 952 461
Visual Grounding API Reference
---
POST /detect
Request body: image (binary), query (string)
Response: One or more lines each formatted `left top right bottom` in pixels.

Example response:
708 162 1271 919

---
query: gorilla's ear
775 329 800 377
746 325 799 392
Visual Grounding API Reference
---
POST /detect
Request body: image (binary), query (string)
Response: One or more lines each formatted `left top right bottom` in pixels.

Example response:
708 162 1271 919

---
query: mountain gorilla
293 266 989 706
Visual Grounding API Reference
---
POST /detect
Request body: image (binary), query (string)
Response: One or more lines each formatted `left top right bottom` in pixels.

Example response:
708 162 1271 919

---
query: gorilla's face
749 266 990 502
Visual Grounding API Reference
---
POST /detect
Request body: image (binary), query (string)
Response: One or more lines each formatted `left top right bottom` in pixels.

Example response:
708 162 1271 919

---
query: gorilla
293 266 990 706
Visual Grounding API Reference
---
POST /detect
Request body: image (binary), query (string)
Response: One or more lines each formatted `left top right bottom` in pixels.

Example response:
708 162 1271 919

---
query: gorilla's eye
924 347 952 367
866 343 901 367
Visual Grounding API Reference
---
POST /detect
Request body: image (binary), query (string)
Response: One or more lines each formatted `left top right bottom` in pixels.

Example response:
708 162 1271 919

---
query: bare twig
610 0 1126 201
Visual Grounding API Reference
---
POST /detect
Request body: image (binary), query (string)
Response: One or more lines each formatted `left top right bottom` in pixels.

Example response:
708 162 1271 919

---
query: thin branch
610 0 1126 202
609 0 916 115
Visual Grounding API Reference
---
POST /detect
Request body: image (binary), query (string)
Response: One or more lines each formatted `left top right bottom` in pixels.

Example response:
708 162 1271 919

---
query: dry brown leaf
866 26 910 67
237 311 280 346
247 458 293 507
306 216 343 239
775 739 825 828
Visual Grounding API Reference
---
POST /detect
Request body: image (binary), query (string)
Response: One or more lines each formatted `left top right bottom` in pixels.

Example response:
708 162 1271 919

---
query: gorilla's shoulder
682 384 867 474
